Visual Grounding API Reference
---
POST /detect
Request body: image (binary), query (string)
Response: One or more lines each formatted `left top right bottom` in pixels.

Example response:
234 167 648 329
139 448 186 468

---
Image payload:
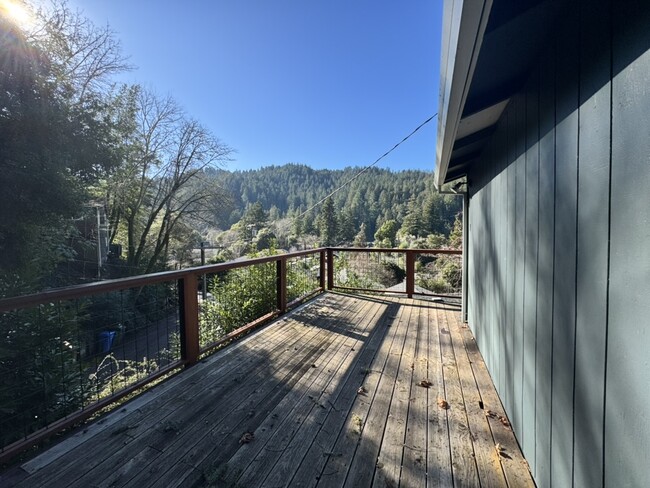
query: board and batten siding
465 1 650 487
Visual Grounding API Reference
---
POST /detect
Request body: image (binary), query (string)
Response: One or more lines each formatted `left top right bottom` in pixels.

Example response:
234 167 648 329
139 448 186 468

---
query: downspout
462 191 469 322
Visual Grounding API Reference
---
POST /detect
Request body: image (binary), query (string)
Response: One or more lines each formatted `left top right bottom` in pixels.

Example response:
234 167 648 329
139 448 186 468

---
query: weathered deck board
438 303 481 487
398 301 428 488
3 293 534 488
427 298 454 487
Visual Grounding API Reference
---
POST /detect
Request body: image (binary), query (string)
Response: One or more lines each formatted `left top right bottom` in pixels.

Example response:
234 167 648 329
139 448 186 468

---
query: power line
296 113 438 219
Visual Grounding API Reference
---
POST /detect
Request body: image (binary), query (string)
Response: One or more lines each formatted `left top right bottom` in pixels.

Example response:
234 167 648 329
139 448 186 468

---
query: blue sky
71 1 443 172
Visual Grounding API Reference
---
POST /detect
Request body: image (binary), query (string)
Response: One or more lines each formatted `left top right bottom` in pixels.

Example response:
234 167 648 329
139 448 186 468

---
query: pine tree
318 198 338 246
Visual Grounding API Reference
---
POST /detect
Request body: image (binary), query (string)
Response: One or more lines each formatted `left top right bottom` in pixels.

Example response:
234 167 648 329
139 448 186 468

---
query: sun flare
0 0 34 29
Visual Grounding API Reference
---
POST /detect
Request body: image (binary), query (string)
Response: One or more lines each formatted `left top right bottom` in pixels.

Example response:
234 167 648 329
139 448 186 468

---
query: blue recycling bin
98 331 116 353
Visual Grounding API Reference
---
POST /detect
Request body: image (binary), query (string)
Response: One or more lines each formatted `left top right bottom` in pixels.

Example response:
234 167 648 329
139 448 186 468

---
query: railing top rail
0 248 326 313
328 247 462 254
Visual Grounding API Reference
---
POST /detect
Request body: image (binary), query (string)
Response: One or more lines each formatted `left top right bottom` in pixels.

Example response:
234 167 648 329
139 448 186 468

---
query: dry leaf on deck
357 386 368 395
419 380 433 388
437 398 450 409
239 432 254 444
495 443 511 459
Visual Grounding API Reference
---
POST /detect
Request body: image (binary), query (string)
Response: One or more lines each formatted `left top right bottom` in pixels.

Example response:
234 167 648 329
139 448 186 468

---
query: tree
400 198 424 237
0 6 128 290
353 223 368 247
236 202 268 243
30 0 132 103
449 213 463 249
318 198 338 246
106 87 232 273
374 220 399 247
337 209 355 244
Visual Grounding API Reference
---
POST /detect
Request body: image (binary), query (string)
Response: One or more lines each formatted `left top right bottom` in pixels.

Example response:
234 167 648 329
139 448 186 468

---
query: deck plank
336 298 413 488
5 294 535 488
437 303 480 488
298 297 409 487
447 306 508 488
225 296 383 487
453 311 535 488
372 298 418 488
140 294 368 487
272 297 402 488
427 302 454 488
399 300 428 488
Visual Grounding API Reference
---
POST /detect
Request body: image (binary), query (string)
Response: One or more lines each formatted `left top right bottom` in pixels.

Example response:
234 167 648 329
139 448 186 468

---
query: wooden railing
326 247 462 298
0 247 460 462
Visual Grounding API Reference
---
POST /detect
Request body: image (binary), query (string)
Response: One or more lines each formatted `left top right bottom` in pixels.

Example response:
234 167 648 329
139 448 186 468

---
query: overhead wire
295 113 438 219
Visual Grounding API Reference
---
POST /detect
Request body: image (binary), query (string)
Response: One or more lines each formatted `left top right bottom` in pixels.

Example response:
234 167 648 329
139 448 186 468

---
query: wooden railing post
406 251 415 298
319 250 326 290
277 257 287 313
179 274 200 366
326 248 334 290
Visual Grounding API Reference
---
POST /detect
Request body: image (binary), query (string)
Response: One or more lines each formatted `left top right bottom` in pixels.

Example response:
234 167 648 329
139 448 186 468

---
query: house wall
466 1 650 487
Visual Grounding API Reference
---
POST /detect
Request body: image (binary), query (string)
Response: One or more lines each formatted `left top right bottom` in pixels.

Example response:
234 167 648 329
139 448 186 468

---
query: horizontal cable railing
326 247 462 299
0 246 459 462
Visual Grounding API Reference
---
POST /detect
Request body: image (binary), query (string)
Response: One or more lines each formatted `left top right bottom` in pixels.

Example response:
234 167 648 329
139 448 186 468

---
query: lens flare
0 0 34 29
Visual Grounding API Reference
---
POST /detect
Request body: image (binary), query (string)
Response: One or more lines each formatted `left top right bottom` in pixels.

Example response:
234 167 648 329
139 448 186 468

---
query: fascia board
435 0 494 188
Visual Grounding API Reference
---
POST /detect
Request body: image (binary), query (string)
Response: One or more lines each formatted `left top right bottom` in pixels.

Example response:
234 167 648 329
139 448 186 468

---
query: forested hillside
209 164 461 242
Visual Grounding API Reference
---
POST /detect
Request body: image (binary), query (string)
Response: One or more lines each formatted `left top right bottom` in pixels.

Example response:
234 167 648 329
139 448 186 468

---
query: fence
326 247 462 298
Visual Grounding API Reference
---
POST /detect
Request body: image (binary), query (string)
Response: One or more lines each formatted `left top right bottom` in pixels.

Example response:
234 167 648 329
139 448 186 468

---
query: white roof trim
456 98 510 140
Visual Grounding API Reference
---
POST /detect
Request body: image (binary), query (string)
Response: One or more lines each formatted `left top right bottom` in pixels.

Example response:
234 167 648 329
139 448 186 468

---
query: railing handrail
328 247 461 254
0 247 326 313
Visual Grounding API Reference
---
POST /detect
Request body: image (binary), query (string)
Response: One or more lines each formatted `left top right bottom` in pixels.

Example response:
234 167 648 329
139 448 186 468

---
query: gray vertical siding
607 1 650 487
465 0 650 486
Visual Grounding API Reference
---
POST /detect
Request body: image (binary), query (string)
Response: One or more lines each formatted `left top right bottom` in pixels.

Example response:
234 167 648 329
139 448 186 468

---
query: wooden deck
2 292 534 488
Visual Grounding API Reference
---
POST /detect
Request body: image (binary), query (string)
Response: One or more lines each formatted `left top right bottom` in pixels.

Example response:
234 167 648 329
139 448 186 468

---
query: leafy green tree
254 227 276 251
374 220 399 247
0 9 127 290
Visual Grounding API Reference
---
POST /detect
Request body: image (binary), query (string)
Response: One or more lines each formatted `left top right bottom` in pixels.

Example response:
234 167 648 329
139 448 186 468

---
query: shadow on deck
1 292 534 488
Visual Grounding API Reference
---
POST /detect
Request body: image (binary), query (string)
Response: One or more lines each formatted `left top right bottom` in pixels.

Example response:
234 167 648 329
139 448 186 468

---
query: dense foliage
210 164 461 240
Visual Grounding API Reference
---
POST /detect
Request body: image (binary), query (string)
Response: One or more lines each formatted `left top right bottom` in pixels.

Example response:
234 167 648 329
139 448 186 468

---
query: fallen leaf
498 416 511 429
419 380 433 388
437 398 450 410
351 414 363 434
239 432 254 444
357 386 368 395
495 443 511 459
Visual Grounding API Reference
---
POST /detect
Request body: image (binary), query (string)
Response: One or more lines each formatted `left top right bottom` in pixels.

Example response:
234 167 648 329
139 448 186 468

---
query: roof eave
435 0 494 188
